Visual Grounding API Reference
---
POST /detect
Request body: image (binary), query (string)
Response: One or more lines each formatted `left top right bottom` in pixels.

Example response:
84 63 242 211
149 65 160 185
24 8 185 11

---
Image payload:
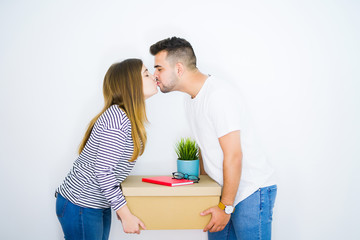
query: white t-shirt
185 75 276 206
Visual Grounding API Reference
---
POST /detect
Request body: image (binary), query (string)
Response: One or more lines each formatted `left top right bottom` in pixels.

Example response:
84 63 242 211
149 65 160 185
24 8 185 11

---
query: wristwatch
218 201 235 214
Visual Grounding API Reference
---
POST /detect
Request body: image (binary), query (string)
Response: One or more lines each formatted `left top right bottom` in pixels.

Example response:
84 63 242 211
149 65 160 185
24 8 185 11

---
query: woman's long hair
78 59 147 162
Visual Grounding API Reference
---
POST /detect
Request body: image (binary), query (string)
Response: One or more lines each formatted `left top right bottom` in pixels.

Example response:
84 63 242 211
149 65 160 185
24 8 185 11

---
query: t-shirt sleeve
209 91 243 138
94 127 129 211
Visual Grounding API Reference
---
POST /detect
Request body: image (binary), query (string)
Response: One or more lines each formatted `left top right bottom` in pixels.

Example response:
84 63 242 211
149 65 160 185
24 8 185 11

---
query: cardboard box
121 175 221 230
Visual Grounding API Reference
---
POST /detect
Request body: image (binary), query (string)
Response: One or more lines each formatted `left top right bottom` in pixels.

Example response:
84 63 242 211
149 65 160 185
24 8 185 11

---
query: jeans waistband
259 184 277 192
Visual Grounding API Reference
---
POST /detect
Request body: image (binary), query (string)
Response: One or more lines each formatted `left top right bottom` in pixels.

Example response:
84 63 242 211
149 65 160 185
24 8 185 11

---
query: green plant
175 137 199 160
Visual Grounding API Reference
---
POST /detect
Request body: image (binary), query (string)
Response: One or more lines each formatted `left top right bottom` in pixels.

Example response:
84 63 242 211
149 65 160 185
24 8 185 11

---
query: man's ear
175 62 184 77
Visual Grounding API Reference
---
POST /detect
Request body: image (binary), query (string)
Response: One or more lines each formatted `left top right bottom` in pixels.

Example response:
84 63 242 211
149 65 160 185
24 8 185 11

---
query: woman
55 59 158 239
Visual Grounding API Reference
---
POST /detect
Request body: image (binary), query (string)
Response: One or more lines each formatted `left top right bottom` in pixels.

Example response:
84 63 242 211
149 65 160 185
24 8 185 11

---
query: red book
142 176 194 187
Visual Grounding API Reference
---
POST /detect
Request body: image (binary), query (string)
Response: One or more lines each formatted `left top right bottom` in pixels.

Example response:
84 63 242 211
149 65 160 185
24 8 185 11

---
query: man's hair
150 37 197 69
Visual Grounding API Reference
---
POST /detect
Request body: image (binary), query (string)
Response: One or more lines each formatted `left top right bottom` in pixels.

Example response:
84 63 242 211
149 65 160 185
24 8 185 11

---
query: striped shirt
56 105 135 211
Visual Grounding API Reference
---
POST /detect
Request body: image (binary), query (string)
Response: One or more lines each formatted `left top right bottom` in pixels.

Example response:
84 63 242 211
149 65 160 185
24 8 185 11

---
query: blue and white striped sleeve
94 126 129 211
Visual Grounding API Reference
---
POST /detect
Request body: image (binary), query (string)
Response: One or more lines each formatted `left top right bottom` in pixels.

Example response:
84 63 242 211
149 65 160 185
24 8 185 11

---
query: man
150 37 277 240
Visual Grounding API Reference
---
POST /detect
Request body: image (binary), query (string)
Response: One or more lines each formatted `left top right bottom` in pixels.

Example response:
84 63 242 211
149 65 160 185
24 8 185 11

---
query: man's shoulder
206 77 240 101
206 76 239 96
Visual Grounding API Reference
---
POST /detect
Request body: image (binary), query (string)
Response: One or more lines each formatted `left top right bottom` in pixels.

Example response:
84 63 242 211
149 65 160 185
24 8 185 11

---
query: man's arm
219 130 242 206
199 149 207 175
201 130 242 233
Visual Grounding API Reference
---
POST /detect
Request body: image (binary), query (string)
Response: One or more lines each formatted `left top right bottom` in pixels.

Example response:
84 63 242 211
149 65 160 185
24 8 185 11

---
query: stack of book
142 176 194 187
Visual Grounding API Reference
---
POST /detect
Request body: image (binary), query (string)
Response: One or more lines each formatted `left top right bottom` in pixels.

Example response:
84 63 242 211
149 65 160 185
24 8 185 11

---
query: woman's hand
116 205 146 234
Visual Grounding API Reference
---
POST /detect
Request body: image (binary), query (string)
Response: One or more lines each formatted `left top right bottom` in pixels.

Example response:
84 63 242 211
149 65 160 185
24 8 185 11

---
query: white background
0 0 359 239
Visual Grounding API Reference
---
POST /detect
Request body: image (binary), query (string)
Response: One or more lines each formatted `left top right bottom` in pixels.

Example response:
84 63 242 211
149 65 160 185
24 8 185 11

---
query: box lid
122 175 221 197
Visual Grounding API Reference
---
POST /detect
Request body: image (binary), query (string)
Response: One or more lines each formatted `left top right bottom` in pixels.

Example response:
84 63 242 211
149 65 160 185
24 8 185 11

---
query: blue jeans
208 185 277 240
56 193 111 240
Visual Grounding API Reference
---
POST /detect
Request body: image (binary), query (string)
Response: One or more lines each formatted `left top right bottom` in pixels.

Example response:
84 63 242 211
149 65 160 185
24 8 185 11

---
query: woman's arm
94 127 129 210
95 127 146 233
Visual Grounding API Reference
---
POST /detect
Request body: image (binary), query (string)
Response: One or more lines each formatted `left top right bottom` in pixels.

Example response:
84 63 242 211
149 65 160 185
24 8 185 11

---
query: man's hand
201 206 231 232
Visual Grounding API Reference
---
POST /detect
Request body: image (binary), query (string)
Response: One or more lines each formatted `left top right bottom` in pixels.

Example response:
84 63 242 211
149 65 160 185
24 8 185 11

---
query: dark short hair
150 37 197 69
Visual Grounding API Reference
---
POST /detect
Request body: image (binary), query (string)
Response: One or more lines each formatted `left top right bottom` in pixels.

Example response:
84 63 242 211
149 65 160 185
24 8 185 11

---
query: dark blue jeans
56 193 111 240
208 185 277 240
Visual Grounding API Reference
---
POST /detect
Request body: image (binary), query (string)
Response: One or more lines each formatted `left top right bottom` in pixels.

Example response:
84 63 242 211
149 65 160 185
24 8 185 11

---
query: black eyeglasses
172 172 200 183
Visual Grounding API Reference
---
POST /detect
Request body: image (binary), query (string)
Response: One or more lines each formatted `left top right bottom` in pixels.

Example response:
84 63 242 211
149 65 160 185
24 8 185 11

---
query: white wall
0 0 359 239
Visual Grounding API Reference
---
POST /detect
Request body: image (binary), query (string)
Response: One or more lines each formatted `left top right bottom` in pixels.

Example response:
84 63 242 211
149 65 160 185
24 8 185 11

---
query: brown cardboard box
121 175 221 230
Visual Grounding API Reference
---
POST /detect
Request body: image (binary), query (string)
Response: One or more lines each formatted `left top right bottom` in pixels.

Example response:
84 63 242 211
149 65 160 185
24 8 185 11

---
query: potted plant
175 137 200 177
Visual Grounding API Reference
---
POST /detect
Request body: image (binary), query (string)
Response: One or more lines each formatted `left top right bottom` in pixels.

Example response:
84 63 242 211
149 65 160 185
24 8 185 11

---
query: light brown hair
78 59 147 162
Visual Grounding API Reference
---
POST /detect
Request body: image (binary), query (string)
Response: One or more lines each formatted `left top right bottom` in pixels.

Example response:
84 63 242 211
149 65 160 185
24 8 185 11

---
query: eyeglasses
172 172 200 183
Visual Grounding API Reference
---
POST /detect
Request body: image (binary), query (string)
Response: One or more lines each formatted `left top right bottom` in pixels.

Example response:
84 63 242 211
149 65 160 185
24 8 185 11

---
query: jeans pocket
268 185 277 221
56 194 69 218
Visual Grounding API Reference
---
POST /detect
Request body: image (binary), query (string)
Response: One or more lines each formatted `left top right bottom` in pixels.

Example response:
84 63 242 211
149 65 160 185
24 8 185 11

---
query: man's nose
153 71 159 79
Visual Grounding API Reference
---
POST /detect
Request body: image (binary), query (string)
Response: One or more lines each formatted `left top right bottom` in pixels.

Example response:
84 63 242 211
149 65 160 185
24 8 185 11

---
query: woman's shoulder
99 105 131 131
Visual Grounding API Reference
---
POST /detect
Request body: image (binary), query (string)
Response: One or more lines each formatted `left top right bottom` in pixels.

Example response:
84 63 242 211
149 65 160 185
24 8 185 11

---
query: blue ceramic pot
177 159 199 177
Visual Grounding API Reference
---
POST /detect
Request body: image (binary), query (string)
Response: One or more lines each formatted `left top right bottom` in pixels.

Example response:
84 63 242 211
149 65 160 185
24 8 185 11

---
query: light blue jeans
56 193 111 240
208 185 277 240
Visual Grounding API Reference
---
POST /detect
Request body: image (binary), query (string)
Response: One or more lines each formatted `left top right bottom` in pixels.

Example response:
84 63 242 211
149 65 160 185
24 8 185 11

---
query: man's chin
160 87 171 93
